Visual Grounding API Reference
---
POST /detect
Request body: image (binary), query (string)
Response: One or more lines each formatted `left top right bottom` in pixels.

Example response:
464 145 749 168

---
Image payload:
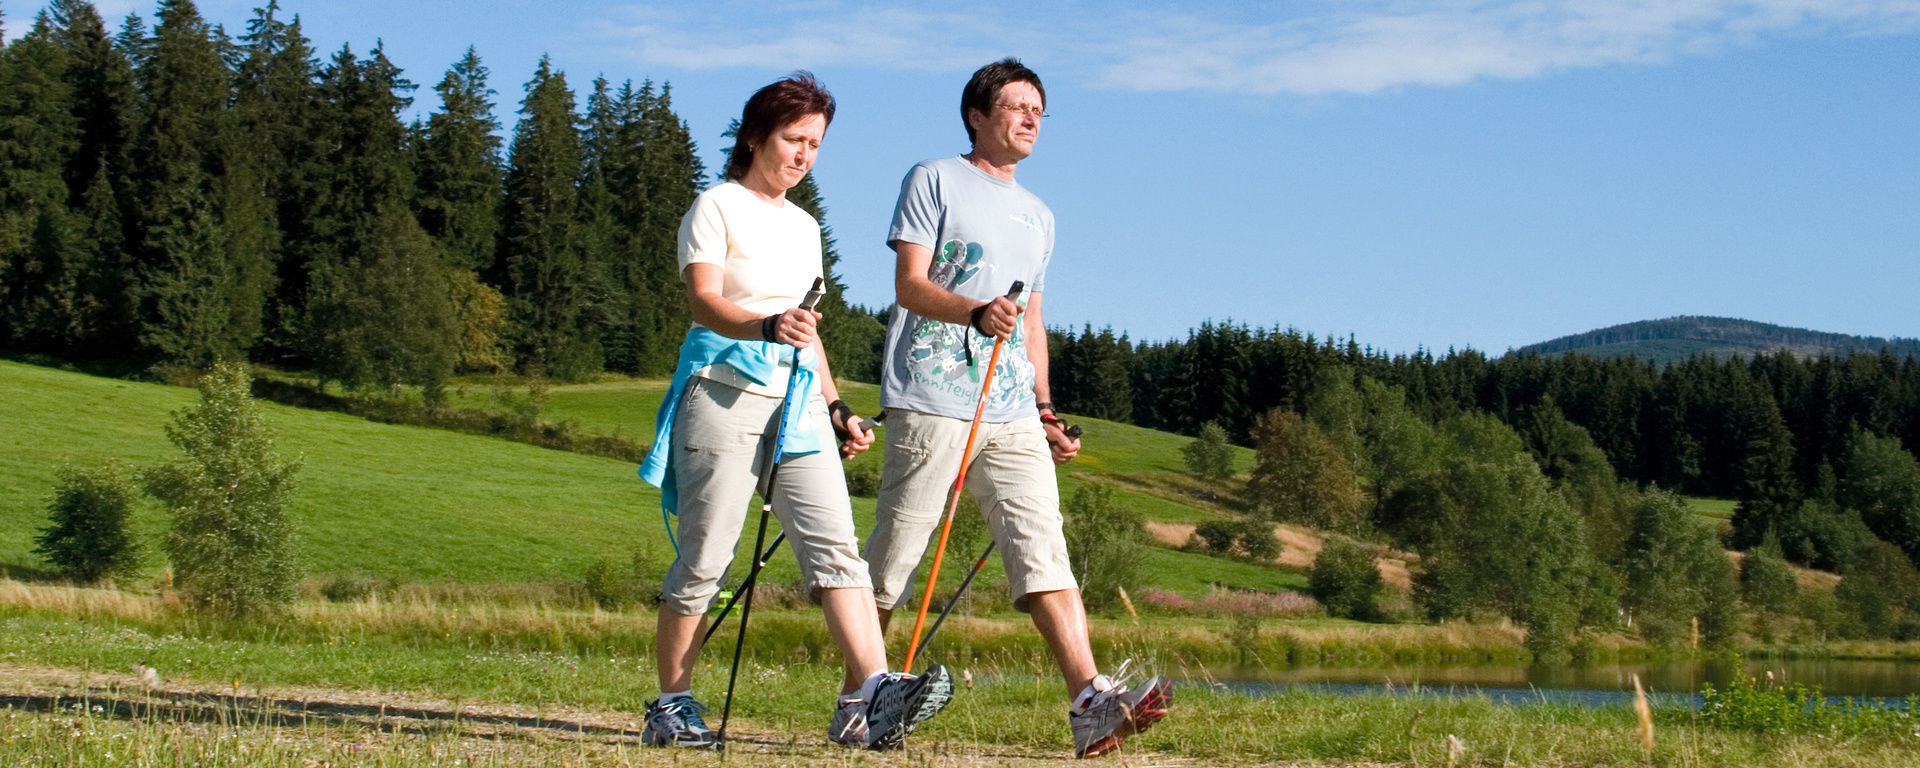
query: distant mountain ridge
1516 316 1920 365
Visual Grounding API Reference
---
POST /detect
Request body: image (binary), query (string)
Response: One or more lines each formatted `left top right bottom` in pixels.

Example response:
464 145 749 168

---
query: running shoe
827 696 869 746
641 696 721 748
1070 665 1172 758
864 664 955 750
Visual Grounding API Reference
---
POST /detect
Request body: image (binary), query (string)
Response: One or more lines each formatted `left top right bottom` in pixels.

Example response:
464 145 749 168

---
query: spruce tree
0 14 84 351
497 55 596 379
416 46 501 271
232 2 317 362
628 81 702 375
416 47 505 371
786 170 883 382
47 0 138 352
302 43 455 396
129 0 260 365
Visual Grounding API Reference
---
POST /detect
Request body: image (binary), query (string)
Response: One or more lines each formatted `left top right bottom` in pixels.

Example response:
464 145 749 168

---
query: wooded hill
1515 316 1920 366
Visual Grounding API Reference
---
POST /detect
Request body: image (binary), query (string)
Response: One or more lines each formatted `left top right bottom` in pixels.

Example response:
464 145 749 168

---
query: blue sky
84 0 1920 353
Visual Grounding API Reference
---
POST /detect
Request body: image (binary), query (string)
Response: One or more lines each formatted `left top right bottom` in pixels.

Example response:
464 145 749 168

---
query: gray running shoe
864 664 955 750
827 696 868 746
642 697 720 748
1070 673 1172 758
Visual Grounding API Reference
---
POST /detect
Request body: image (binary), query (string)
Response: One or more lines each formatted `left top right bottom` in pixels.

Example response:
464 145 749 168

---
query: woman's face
749 112 827 195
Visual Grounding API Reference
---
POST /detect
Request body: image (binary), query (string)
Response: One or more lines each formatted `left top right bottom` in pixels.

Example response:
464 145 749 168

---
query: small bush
1063 484 1146 609
145 363 303 618
1233 518 1281 561
584 557 637 610
844 459 881 498
34 461 142 583
1700 666 1916 738
1309 537 1382 621
1188 520 1236 555
318 571 390 602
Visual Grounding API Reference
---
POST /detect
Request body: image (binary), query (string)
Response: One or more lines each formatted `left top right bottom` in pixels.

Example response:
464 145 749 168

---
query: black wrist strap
760 315 779 342
829 399 855 442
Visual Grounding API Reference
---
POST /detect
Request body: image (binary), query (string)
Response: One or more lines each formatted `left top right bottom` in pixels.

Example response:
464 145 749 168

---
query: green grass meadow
8 359 1920 765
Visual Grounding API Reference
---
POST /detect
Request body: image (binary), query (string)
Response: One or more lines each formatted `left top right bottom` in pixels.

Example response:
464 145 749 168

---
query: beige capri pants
865 408 1076 613
658 377 871 615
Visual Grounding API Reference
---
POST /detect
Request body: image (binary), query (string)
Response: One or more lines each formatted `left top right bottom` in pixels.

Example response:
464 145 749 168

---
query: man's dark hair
961 58 1044 145
725 71 836 182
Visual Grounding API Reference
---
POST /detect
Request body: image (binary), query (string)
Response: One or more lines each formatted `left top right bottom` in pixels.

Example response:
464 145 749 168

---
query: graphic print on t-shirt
903 239 1032 407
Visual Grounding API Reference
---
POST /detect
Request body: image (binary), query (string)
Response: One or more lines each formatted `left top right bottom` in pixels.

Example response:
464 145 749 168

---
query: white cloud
1094 0 1920 94
593 0 1920 95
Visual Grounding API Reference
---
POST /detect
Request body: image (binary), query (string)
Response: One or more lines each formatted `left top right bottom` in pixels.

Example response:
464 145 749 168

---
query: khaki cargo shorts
865 408 1075 613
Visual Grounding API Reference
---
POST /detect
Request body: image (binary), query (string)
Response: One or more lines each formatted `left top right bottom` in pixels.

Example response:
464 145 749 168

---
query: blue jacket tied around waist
639 328 830 517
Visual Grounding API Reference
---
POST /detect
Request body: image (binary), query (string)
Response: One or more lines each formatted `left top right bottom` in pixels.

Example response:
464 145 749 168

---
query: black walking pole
715 278 824 746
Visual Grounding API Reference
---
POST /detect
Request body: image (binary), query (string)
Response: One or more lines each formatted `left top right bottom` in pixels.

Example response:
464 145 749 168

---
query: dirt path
0 662 1362 767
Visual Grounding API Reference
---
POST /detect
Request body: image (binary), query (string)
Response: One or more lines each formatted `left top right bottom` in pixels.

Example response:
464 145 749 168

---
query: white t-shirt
677 180 825 395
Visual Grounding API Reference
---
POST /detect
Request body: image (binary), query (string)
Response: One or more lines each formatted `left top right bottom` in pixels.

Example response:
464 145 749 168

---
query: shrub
34 461 142 583
584 557 637 610
145 363 303 617
1836 541 1920 639
1244 409 1364 535
1188 519 1236 555
1233 518 1281 561
1063 484 1146 609
1181 421 1234 489
1309 537 1382 621
844 459 881 498
1621 490 1741 647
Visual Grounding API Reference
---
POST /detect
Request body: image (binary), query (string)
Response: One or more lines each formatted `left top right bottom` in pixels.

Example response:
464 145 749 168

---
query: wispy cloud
1094 0 1920 94
594 0 1920 95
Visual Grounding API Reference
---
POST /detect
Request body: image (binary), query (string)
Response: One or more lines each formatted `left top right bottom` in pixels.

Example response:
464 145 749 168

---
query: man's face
969 81 1044 161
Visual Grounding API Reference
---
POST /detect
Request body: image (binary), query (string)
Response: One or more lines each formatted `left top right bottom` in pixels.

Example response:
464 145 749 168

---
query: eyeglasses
993 103 1049 119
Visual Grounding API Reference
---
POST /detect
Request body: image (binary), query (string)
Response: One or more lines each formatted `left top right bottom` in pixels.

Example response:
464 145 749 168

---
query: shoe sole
867 665 954 750
1076 676 1173 759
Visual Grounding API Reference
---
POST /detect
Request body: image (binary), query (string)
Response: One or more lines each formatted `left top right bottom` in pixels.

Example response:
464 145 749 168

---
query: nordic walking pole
717 277 825 745
911 421 1081 664
902 281 1024 672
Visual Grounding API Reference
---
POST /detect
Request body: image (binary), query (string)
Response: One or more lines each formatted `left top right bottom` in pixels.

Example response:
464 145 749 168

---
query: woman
638 73 951 750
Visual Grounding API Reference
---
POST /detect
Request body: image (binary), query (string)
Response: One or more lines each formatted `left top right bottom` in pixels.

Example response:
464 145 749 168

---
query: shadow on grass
0 687 643 743
0 562 65 583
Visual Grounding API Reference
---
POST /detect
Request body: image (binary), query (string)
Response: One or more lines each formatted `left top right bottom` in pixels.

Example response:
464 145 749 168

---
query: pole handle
800 277 826 311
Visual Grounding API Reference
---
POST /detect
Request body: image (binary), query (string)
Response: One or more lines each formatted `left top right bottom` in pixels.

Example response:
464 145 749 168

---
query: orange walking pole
903 281 1023 671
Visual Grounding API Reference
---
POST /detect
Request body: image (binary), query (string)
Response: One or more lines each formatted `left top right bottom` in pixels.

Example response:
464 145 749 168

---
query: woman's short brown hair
725 72 836 182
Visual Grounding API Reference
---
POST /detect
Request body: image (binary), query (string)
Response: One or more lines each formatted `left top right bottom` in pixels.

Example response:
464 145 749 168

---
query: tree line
1050 322 1920 571
0 0 882 395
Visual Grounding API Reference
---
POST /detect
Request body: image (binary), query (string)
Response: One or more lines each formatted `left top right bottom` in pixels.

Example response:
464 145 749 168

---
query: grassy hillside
1 361 1294 596
1515 315 1920 365
2 361 676 585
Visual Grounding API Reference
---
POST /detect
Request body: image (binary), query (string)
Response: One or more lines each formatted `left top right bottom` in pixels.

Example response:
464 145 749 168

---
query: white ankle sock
659 690 692 704
856 670 888 702
1073 674 1116 711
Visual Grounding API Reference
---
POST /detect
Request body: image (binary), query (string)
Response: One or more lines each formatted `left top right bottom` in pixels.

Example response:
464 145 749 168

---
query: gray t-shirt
880 155 1055 423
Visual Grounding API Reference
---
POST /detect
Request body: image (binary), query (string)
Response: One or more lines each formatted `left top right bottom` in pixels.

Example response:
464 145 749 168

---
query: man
865 58 1171 759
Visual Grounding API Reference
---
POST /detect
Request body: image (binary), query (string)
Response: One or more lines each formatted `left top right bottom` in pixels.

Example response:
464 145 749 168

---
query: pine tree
786 170 883 382
301 43 456 397
128 0 261 365
416 46 501 271
627 82 701 375
497 56 596 379
46 0 137 352
0 15 82 350
416 47 505 371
